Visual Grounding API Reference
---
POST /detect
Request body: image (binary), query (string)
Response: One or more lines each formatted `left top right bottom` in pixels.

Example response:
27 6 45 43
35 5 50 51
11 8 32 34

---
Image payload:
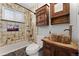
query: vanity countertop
42 38 78 53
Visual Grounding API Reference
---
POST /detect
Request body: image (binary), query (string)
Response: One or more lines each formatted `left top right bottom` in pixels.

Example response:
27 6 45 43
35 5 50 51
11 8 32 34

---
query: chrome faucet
64 25 72 42
64 29 70 31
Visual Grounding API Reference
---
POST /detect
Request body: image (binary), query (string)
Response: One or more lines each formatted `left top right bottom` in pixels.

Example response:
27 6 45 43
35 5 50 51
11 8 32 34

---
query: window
2 7 24 23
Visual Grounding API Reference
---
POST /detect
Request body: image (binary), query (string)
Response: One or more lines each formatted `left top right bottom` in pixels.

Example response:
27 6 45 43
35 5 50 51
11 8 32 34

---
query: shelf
51 13 69 19
50 3 70 25
51 13 70 25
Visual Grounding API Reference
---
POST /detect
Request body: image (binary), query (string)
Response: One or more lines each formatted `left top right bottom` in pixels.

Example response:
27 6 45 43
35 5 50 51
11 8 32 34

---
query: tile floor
4 47 79 56
4 47 43 56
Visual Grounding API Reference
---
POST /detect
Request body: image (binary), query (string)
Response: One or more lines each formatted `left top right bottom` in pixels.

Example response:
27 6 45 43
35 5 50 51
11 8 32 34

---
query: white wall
77 5 79 46
37 24 69 37
70 4 77 42
50 24 69 36
76 4 79 45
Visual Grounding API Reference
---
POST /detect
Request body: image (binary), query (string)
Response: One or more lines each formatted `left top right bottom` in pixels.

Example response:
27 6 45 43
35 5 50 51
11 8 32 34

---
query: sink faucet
64 25 72 42
64 29 70 31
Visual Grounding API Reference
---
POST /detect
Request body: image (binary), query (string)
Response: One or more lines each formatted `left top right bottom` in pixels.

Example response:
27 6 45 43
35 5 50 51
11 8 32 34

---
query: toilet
26 43 40 56
26 36 43 56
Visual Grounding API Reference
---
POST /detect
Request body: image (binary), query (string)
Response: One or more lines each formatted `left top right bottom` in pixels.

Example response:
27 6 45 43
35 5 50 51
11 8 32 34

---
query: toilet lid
26 43 39 51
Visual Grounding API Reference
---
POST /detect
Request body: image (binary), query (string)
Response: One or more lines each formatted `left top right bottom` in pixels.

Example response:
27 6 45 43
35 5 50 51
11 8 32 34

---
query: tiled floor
4 47 79 56
4 47 27 56
4 47 43 56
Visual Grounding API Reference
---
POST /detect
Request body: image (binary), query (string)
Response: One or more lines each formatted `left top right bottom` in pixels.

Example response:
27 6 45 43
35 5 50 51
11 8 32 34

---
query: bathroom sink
45 34 71 44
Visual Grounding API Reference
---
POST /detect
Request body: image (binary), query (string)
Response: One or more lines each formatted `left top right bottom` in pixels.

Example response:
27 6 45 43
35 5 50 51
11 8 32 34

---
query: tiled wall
0 3 32 47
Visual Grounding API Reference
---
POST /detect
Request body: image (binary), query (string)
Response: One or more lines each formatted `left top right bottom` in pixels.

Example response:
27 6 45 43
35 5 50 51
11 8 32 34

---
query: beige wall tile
0 3 32 47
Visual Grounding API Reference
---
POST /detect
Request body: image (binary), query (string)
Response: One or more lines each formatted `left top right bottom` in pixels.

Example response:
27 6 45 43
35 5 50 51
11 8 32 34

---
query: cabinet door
37 13 45 22
43 47 51 56
2 8 14 21
55 47 70 56
36 13 48 26
36 4 49 26
43 42 52 56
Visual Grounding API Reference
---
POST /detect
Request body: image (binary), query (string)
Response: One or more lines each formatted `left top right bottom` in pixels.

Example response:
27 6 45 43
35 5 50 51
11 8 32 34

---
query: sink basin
47 34 71 44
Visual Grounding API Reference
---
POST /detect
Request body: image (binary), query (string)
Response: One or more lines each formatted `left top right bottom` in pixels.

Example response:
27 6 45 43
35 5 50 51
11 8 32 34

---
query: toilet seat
26 43 40 55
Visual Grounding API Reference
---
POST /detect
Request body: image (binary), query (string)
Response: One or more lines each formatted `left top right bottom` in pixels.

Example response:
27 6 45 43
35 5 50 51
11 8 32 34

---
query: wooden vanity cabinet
55 47 71 56
50 3 70 24
43 41 55 56
42 39 78 56
36 4 49 26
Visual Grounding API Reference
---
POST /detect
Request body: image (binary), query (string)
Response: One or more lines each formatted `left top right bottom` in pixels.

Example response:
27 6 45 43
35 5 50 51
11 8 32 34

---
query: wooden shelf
50 3 70 25
51 14 70 25
51 13 69 19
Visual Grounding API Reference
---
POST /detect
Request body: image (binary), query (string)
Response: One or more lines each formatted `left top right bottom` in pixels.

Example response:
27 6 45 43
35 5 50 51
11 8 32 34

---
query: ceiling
18 3 45 12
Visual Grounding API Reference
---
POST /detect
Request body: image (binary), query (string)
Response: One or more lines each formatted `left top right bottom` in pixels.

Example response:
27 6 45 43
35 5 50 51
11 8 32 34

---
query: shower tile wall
0 3 32 47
